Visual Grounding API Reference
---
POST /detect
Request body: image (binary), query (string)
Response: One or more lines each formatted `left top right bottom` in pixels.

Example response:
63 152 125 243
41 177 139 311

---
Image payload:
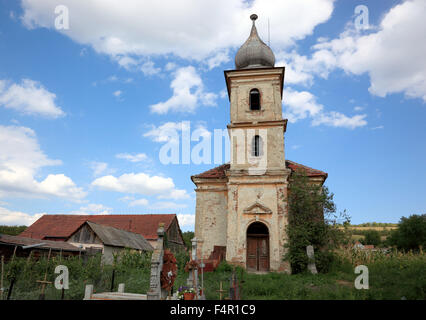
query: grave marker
147 223 168 300
306 245 318 274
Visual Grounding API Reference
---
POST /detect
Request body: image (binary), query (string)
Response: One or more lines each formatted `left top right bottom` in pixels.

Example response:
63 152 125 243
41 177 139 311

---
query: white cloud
0 79 65 118
165 62 177 71
312 112 367 129
0 125 86 200
128 198 149 207
310 0 426 101
143 121 189 143
275 49 336 86
354 106 364 112
38 174 86 199
115 153 148 163
0 207 44 226
107 75 119 82
158 189 190 200
140 61 161 76
151 201 188 210
91 172 189 199
116 56 138 69
177 214 195 227
284 87 323 122
205 50 230 70
71 203 112 215
113 90 122 98
150 66 217 114
20 0 335 67
90 161 111 177
144 121 210 144
283 87 367 129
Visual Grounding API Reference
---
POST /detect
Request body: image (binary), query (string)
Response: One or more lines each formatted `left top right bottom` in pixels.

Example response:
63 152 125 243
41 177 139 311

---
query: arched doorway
246 222 270 272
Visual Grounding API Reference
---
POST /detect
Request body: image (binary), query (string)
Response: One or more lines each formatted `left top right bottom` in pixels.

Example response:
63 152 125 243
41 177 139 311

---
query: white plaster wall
194 188 228 259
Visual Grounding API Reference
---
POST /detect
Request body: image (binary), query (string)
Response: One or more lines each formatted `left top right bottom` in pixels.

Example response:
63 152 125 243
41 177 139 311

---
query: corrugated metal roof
85 222 153 251
0 234 82 252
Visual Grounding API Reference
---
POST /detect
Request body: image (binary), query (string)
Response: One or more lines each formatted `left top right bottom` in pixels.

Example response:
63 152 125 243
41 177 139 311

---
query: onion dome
235 14 275 70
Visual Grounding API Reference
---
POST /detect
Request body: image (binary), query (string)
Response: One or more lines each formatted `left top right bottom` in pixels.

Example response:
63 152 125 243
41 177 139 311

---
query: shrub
315 250 335 273
364 230 381 246
215 261 233 273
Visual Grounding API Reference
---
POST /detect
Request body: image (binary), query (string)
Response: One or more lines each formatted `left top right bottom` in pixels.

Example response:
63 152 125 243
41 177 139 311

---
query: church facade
191 15 327 273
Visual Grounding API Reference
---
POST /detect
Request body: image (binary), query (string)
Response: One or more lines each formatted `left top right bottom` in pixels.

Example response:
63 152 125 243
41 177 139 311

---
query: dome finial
234 13 275 69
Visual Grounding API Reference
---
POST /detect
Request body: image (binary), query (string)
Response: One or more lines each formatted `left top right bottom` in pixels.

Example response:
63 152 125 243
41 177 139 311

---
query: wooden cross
36 279 53 300
37 248 52 300
216 281 226 300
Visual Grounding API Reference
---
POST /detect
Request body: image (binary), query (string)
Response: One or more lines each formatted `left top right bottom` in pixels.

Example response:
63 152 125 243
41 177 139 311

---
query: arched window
250 89 260 110
252 135 263 157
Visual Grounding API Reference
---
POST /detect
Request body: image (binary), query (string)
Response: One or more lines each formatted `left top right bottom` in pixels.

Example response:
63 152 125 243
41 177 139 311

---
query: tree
181 231 194 250
363 230 381 246
283 170 350 274
388 214 426 251
0 225 27 236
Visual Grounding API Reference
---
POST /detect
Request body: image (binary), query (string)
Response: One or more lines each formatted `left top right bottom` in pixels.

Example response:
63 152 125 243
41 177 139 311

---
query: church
191 15 327 273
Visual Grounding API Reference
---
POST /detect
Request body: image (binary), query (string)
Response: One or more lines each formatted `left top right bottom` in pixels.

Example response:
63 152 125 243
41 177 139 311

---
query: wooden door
246 236 269 271
258 237 269 271
247 237 258 271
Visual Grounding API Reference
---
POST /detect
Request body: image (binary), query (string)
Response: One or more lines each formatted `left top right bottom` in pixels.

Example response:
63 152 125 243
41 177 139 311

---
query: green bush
215 261 234 273
364 230 381 246
315 250 335 273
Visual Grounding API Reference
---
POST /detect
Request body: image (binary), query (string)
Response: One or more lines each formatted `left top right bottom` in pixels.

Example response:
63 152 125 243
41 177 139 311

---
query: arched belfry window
252 135 263 157
250 89 260 110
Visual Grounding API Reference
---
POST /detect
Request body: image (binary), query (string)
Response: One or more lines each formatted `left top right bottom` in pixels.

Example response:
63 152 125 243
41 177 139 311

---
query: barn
20 214 185 251
67 221 154 264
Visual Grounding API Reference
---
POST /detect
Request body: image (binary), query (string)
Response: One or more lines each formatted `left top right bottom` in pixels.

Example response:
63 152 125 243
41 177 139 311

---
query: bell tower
224 14 287 175
223 14 291 272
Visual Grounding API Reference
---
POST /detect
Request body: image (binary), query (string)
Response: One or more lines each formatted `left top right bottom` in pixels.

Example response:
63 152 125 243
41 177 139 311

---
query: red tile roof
285 160 328 179
192 163 230 179
20 214 178 241
192 160 327 180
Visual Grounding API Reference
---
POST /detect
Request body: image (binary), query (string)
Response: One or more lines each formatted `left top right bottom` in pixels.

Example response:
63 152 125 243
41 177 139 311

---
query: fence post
110 269 115 292
0 255 4 300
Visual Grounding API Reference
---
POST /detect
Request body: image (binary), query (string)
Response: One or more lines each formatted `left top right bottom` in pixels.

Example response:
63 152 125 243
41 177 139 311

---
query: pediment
243 201 272 215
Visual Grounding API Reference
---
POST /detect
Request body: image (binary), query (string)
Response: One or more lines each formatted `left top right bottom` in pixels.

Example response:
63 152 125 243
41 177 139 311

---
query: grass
200 249 425 300
1 249 424 300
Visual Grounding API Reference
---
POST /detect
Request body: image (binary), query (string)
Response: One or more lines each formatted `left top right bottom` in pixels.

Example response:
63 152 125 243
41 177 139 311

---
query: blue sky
0 0 425 231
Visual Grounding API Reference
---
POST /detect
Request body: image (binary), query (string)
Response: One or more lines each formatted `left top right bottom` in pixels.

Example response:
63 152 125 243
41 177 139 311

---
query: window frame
252 134 262 157
249 88 261 111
